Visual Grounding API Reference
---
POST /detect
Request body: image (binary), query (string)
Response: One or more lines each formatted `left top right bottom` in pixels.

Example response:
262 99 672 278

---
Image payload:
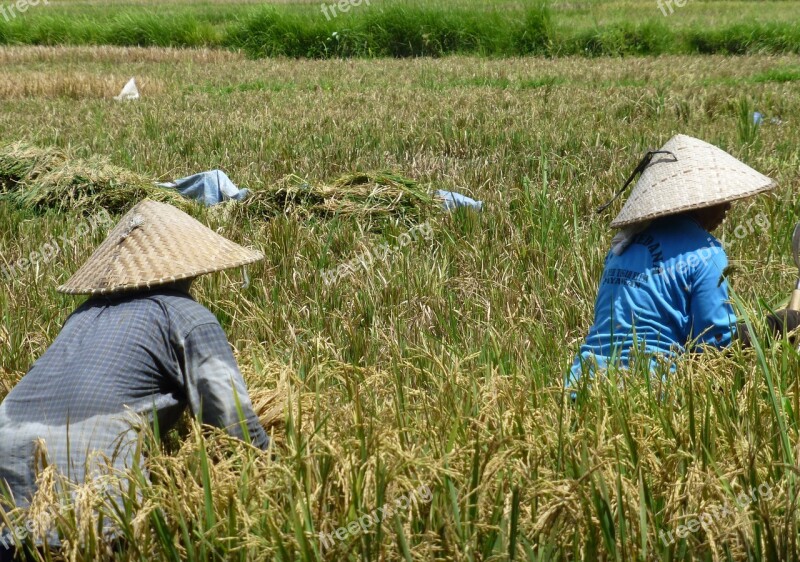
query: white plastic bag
114 78 139 101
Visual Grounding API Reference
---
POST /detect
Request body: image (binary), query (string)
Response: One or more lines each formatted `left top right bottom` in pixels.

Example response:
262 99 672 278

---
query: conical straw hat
58 200 263 295
609 134 776 228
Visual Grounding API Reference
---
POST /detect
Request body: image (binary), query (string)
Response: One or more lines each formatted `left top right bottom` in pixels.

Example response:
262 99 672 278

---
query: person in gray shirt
0 200 268 554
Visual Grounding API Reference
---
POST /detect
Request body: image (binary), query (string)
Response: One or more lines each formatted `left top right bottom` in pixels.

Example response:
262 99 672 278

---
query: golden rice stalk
251 388 287 435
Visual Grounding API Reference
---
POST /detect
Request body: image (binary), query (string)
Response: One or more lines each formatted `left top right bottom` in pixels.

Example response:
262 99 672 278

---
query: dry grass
0 72 167 100
0 45 243 66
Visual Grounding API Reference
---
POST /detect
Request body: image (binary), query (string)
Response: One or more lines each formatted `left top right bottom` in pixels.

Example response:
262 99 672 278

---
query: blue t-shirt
568 214 736 385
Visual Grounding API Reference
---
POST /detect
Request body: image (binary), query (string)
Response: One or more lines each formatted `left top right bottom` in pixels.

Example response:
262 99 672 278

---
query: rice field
1 19 800 562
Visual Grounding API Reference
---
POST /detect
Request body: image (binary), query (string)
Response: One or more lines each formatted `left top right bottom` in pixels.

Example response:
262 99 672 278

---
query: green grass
0 1 799 56
1 47 800 560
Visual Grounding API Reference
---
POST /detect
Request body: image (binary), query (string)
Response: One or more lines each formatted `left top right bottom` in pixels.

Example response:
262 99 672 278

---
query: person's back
5 291 201 425
0 288 268 511
570 215 735 383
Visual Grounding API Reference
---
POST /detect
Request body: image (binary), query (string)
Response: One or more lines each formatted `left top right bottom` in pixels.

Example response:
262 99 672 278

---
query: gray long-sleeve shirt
0 289 268 510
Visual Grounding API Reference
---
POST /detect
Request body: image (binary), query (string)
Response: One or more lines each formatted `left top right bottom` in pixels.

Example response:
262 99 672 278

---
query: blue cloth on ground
567 214 736 387
437 190 483 211
158 170 249 206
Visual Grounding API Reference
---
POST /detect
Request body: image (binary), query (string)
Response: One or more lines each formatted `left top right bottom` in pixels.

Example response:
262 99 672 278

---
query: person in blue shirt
569 135 776 386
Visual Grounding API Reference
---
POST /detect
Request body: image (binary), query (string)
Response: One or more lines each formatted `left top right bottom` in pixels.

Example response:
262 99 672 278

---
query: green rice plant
566 21 673 57
2 1 800 58
737 97 760 147
685 22 800 55
752 65 800 83
224 8 332 59
228 5 517 59
514 2 555 56
1 15 104 46
103 14 222 49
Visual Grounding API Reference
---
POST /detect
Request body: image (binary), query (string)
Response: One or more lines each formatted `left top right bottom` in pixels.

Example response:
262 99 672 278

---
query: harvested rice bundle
0 142 190 214
221 171 437 229
228 172 436 222
242 359 311 447
0 142 64 194
0 142 434 225
326 171 436 220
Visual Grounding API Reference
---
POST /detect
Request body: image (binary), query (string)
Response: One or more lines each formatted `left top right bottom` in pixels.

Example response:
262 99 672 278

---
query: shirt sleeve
179 322 270 450
688 246 736 348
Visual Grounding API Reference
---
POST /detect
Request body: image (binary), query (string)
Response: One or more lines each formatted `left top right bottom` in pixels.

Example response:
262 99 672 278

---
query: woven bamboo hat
58 200 263 295
604 134 776 228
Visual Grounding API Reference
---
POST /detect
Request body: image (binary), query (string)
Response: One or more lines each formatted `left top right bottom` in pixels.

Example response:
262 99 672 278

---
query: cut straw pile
0 142 437 227
215 172 437 229
0 142 190 214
